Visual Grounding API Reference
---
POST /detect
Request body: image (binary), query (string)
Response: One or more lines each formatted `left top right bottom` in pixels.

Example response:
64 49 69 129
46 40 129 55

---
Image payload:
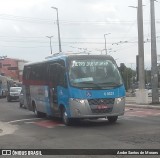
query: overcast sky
0 0 160 69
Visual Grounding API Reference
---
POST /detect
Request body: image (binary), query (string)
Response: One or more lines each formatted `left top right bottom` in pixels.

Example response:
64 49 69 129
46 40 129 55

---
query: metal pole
150 0 159 103
104 33 111 55
129 2 148 104
104 35 107 54
137 0 145 90
51 7 62 53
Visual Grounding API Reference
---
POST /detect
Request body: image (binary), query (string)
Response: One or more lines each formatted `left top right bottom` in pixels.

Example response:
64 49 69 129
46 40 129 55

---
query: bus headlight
115 97 125 104
70 98 85 104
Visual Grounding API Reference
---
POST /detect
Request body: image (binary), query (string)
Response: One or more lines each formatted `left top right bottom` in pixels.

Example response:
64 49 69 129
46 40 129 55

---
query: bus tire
33 104 44 118
61 107 72 126
19 102 23 108
107 116 118 123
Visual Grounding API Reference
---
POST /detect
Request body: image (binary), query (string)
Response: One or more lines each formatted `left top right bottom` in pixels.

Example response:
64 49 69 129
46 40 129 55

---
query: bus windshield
69 59 123 89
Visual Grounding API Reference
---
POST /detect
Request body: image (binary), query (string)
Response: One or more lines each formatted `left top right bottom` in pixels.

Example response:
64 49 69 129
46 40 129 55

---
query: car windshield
69 59 123 89
10 87 22 92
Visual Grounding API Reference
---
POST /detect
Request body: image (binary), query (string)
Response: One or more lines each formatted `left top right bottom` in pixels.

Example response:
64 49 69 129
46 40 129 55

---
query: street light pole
46 36 53 54
51 7 62 53
104 33 111 55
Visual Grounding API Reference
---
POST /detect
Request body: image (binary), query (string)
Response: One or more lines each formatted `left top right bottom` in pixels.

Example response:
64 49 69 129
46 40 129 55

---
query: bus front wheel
61 107 72 126
107 116 118 123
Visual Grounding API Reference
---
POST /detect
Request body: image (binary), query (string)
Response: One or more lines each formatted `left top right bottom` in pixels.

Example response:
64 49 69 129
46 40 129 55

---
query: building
0 57 28 82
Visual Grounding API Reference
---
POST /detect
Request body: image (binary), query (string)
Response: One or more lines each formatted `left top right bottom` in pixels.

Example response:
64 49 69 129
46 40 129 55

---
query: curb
126 103 160 110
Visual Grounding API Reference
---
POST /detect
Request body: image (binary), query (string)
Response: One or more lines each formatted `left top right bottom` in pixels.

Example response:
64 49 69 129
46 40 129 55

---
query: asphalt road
0 98 160 158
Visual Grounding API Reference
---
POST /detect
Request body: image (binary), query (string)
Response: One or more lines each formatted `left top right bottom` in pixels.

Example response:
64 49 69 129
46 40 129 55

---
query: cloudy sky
0 0 160 69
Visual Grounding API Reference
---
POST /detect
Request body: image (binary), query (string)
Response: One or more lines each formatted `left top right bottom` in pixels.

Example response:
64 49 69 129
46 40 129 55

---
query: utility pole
46 36 53 54
51 7 62 53
137 0 145 90
150 0 159 103
104 33 111 55
135 0 148 104
129 0 148 103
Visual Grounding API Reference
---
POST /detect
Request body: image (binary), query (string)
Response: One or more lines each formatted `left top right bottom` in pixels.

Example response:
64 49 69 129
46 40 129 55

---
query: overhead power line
0 14 55 24
0 14 160 25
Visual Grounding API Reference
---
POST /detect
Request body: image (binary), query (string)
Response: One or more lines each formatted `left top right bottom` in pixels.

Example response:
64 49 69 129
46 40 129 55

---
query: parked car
7 87 22 102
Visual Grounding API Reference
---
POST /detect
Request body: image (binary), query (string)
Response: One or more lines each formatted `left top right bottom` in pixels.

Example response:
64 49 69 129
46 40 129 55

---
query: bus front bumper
69 97 125 119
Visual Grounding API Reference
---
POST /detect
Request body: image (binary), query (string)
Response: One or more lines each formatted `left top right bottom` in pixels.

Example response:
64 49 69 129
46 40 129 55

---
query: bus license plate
97 105 108 109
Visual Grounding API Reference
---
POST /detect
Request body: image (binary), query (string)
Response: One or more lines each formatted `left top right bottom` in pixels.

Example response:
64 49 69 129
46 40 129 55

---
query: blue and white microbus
22 53 125 125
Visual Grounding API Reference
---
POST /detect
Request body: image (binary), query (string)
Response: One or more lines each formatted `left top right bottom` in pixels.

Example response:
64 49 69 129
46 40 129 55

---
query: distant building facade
0 57 28 82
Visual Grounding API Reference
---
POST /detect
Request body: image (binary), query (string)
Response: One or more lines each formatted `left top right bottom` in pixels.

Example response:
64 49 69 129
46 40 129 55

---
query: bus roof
24 53 116 66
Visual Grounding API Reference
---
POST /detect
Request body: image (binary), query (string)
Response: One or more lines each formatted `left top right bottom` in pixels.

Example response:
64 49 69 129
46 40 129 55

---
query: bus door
25 85 32 109
48 63 60 116
24 66 32 110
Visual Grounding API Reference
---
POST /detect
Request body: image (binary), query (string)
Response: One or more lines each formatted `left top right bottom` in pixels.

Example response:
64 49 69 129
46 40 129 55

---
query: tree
119 63 136 91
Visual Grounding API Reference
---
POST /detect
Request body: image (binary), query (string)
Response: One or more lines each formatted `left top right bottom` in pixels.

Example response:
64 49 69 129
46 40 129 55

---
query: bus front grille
88 98 115 113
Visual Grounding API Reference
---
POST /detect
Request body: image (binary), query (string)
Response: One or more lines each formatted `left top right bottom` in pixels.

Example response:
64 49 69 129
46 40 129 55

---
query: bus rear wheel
107 116 118 123
20 102 23 108
33 104 44 118
61 107 72 126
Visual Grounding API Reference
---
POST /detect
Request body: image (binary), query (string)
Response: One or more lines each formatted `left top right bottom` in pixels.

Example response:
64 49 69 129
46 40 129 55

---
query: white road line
7 118 42 124
24 121 35 124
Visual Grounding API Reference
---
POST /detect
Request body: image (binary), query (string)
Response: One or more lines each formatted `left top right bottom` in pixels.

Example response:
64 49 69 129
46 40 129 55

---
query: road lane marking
24 121 35 124
7 118 42 124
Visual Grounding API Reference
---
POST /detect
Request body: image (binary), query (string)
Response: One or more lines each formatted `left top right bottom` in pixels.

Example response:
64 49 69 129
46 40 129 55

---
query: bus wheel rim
63 111 68 123
34 106 38 115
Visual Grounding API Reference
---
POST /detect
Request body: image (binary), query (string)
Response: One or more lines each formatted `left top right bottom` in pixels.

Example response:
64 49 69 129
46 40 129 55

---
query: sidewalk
126 97 160 110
